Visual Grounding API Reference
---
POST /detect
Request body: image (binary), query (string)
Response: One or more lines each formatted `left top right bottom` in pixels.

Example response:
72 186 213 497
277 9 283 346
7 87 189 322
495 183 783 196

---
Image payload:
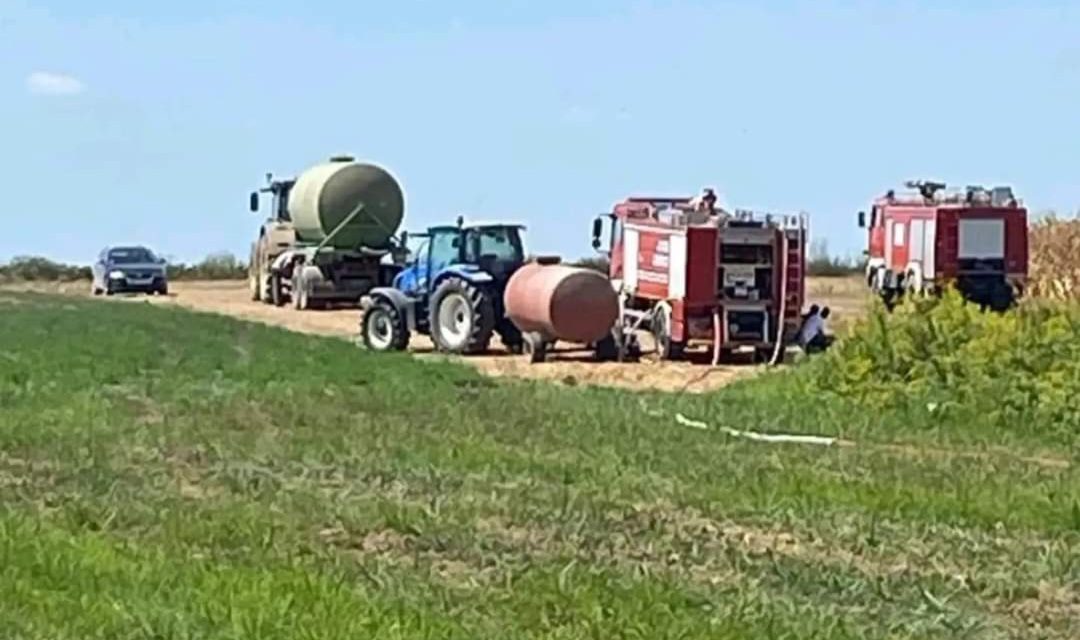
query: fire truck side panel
937 211 959 280
868 206 886 263
668 233 688 299
622 226 639 292
933 208 1027 284
685 227 718 305
1006 212 1028 280
624 224 677 300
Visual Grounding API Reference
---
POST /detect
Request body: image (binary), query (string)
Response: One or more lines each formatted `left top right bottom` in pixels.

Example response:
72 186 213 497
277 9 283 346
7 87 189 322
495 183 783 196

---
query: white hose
767 231 789 367
711 309 721 367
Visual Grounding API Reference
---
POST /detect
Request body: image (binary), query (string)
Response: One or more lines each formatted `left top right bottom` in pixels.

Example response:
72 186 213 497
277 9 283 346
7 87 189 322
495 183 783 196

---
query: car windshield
469 227 523 262
109 247 156 264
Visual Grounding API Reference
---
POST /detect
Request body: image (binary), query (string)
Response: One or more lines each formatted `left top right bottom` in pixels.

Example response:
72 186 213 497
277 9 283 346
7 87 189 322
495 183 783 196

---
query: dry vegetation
1028 215 1080 301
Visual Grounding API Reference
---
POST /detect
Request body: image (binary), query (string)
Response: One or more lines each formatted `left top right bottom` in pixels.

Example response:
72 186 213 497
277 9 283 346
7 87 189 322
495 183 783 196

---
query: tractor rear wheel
361 300 409 351
429 277 495 354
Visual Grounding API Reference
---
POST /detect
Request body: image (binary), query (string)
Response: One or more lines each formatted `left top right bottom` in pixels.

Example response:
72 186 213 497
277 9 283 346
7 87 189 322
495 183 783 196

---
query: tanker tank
504 262 619 345
288 157 405 250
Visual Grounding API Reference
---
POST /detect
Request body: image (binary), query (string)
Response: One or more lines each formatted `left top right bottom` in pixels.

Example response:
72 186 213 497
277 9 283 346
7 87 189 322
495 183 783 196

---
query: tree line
0 252 248 282
1 241 864 283
571 239 864 277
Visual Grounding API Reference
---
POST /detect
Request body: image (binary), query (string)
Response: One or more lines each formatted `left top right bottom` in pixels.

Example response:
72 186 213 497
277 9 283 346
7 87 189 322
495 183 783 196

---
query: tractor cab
249 175 296 223
360 218 527 356
393 219 526 297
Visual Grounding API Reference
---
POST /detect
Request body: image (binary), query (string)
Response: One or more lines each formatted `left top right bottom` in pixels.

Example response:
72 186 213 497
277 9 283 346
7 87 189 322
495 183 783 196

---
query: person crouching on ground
798 306 832 354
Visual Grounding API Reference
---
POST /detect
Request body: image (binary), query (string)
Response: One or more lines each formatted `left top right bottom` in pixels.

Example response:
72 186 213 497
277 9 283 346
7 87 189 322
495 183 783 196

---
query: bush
1029 212 1080 301
0 256 90 282
794 290 1080 440
166 252 247 281
570 256 610 273
805 238 864 277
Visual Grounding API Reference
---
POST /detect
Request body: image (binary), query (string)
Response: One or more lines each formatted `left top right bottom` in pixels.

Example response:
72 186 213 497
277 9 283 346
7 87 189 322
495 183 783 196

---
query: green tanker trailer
248 155 407 309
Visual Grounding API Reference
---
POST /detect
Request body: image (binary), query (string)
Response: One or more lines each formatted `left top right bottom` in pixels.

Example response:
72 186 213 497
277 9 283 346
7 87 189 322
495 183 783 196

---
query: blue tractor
358 217 526 354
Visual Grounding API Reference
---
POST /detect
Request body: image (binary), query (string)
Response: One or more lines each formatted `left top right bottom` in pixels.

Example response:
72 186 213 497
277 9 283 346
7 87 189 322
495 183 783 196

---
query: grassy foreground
0 292 1077 639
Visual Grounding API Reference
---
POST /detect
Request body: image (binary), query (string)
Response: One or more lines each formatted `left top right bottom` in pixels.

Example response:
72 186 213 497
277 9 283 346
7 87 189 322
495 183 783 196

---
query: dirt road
4 277 868 393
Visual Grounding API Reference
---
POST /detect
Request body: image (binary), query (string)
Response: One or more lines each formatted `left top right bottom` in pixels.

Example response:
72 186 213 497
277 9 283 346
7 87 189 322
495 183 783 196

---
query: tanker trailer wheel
429 277 494 354
361 300 410 351
292 275 309 310
497 319 524 354
522 332 548 364
269 274 285 307
249 269 263 302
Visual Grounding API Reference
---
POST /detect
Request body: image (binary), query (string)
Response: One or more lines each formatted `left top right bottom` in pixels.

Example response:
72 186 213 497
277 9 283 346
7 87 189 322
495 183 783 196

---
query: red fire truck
591 193 807 363
858 180 1028 311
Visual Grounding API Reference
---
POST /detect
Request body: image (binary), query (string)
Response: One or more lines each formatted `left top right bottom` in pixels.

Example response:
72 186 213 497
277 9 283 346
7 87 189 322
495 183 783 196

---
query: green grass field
0 292 1077 639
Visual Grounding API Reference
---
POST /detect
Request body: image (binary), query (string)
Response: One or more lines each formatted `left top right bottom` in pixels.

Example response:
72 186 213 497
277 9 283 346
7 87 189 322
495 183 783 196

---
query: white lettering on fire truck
638 270 668 284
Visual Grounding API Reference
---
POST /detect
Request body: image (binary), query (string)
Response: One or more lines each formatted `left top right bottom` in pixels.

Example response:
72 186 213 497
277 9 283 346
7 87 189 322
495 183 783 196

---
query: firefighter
689 188 717 214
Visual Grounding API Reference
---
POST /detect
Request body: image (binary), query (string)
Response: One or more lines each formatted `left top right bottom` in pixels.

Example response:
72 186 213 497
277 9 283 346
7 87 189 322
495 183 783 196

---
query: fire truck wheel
988 283 1015 312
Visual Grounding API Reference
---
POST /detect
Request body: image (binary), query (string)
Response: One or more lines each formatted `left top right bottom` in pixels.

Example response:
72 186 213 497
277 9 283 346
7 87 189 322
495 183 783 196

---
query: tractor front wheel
429 278 494 354
361 300 409 351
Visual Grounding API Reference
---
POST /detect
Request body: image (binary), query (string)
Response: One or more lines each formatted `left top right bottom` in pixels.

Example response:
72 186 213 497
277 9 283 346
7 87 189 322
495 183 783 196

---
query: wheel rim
366 310 394 350
437 293 472 349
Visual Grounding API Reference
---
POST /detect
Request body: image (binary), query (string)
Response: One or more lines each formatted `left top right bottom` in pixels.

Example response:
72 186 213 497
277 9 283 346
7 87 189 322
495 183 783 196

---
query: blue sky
2 0 1077 264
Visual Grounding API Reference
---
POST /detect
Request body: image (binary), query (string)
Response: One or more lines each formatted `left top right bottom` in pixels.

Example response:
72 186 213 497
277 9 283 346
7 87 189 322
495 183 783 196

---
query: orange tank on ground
503 262 619 344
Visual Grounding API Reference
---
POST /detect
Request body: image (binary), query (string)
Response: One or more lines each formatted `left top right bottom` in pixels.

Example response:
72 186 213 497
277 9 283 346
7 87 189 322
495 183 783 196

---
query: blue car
91 246 169 296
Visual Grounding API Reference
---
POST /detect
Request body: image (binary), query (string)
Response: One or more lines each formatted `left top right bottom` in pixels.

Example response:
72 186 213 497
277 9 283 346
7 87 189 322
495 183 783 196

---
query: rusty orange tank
503 262 619 344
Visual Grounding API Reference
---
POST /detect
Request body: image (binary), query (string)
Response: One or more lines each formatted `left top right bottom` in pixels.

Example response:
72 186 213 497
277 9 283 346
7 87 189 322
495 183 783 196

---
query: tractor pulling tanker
248 156 407 309
358 190 810 365
858 180 1029 311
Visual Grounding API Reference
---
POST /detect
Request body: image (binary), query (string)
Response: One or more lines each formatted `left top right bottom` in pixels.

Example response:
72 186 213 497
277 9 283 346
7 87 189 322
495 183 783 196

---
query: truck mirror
249 192 259 213
857 210 866 228
591 217 604 243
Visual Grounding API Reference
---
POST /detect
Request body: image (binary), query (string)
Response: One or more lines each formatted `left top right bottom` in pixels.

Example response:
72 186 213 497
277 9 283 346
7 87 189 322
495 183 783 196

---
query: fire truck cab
859 180 1028 311
592 192 807 362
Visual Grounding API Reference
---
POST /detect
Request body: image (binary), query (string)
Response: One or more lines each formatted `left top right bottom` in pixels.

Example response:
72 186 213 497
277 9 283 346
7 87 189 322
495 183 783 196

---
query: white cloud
26 71 85 96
